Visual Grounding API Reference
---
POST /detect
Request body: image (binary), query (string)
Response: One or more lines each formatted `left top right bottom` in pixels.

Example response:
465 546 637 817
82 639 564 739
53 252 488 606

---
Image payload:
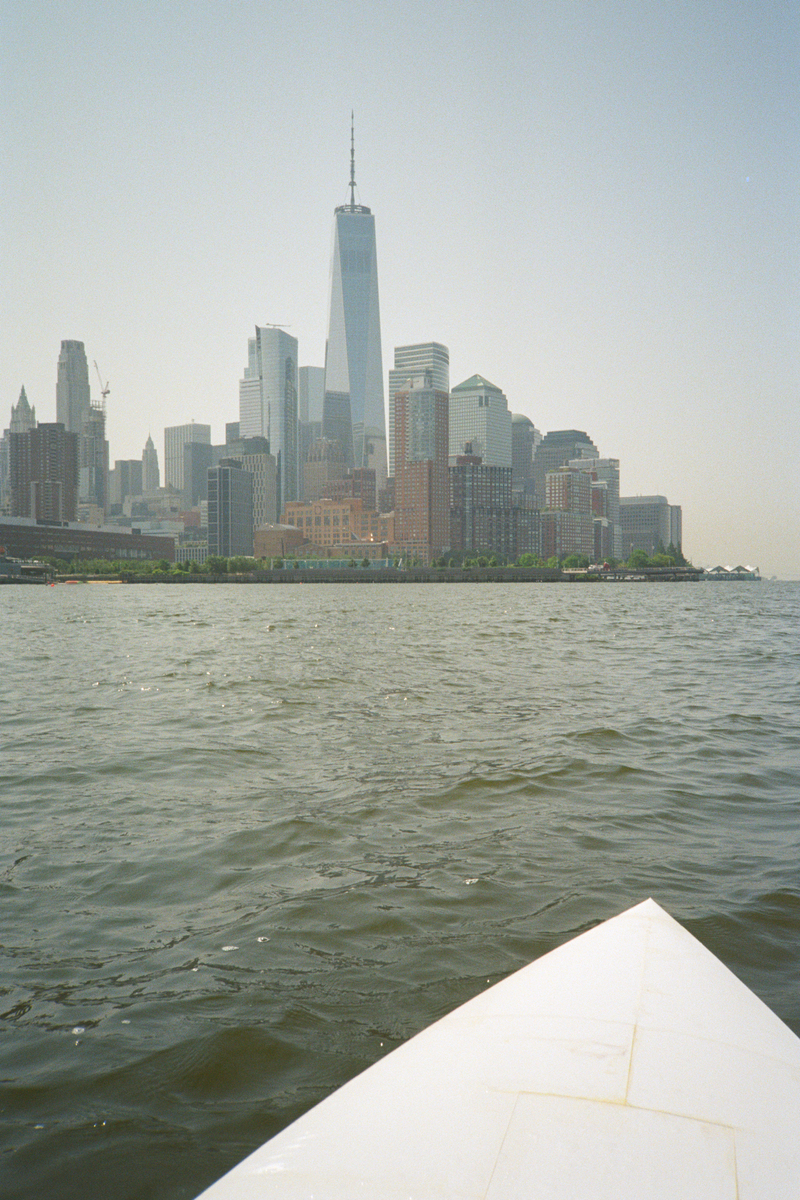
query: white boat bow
197 898 800 1198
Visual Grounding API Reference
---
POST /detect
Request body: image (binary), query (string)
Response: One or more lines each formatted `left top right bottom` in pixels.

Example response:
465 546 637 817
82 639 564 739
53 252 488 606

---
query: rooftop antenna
349 110 356 208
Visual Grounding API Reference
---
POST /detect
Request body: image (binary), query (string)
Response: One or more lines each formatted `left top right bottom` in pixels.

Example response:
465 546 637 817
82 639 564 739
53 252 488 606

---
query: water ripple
1 581 799 1198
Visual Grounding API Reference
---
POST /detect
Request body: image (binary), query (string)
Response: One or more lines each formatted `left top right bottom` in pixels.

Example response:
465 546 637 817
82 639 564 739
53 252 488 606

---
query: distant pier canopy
702 565 761 580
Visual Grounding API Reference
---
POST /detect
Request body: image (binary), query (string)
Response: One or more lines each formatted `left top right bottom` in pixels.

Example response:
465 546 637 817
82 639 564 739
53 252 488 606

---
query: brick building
449 454 539 559
282 497 393 554
541 466 595 560
10 423 78 523
393 380 449 563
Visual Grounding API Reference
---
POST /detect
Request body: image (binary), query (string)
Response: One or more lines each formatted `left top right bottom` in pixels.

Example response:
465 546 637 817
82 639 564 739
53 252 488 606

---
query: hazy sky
2 1 797 575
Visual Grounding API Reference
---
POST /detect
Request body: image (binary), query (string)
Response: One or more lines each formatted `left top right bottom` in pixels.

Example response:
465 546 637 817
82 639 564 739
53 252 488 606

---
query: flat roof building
620 496 682 558
239 326 299 515
282 496 393 553
110 459 143 510
0 516 174 562
568 457 621 560
165 424 211 494
10 423 78 523
207 461 254 558
226 437 278 531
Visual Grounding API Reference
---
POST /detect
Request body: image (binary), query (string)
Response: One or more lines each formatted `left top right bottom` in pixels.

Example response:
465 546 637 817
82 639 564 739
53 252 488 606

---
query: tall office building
207 460 254 557
388 343 449 478
620 496 682 558
299 366 325 425
1 388 37 509
449 375 512 467
511 414 541 498
10 423 78 522
299 365 325 479
327 467 377 511
322 119 386 487
164 424 211 493
56 341 91 435
302 437 346 503
546 467 592 515
541 466 595 561
239 326 299 516
110 459 143 509
79 409 109 515
182 442 214 509
55 342 109 512
567 456 621 560
225 436 278 530
394 378 449 564
142 435 160 493
532 430 599 509
450 456 508 555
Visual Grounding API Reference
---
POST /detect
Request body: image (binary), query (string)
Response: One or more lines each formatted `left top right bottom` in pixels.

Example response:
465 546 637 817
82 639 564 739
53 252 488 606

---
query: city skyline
2 2 797 576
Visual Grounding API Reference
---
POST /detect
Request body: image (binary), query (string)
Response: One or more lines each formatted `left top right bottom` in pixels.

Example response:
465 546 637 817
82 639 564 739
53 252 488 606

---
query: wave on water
2 581 799 1198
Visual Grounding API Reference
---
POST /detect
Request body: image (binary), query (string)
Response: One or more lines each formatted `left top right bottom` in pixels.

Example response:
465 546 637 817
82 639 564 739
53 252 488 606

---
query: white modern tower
239 326 299 516
322 117 386 488
388 343 449 477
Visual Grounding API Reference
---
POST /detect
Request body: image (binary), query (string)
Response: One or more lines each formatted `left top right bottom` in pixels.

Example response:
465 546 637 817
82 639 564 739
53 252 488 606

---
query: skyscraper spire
324 114 386 484
349 111 356 209
10 384 36 433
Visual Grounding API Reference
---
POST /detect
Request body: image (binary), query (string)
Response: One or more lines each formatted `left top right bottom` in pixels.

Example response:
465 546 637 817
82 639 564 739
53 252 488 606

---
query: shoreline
40 565 707 585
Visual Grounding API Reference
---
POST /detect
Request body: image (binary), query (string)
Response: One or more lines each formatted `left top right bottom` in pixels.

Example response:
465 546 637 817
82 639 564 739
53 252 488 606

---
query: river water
2 580 799 1198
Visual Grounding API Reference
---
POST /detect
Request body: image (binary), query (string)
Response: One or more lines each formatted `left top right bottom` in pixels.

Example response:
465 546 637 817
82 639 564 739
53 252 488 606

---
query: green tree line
42 540 691 577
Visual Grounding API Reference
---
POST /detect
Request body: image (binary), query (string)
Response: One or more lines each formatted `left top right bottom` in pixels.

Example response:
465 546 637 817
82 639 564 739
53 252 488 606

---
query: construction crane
94 361 110 407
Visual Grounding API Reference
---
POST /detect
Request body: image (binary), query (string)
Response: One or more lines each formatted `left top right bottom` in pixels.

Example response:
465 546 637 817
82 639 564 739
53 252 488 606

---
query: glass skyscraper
239 326 299 517
323 122 386 488
388 343 449 478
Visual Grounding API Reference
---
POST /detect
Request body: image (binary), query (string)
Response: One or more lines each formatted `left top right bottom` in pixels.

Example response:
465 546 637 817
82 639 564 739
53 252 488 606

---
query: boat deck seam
480 1091 523 1200
624 909 652 1104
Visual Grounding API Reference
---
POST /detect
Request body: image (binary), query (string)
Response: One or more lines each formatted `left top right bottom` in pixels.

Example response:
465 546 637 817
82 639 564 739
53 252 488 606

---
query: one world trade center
322 118 387 488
